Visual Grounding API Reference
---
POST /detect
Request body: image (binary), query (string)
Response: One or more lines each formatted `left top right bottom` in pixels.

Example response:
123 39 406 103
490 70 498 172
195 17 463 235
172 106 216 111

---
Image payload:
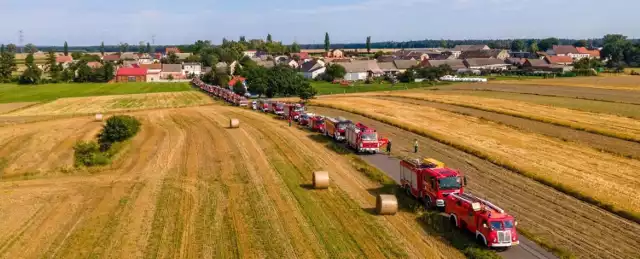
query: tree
146 42 152 55
215 71 229 87
138 41 146 55
46 50 61 81
24 43 37 54
119 42 129 53
528 41 539 53
100 41 105 56
538 37 559 51
291 42 301 53
398 68 415 83
102 62 116 82
201 71 215 84
373 50 385 59
298 82 317 101
167 52 179 64
366 36 371 54
510 40 525 52
267 34 272 43
167 74 174 81
0 50 17 81
244 66 268 96
74 62 93 82
233 80 246 95
19 53 42 84
71 52 83 60
601 34 631 67
439 39 448 48
573 40 588 48
6 44 17 53
240 36 246 42
64 41 69 56
324 32 331 52
324 63 346 81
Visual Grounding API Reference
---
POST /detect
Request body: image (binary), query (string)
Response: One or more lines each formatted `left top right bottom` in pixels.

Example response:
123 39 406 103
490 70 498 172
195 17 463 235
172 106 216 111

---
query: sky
0 0 639 46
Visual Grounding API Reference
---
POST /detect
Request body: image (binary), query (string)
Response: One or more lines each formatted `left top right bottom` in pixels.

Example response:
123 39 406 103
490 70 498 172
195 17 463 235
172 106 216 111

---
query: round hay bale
229 118 240 128
94 113 103 121
376 194 398 215
312 171 329 189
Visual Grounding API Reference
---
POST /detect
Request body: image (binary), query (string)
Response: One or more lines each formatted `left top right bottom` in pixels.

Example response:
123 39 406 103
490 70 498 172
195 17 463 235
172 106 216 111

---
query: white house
183 63 202 77
550 45 589 60
463 58 510 71
140 63 162 82
243 50 257 58
299 60 326 79
339 60 382 81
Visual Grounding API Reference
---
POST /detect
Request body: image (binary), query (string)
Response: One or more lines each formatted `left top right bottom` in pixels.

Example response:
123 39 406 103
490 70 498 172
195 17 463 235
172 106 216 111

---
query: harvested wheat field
308 106 640 259
367 91 640 143
0 102 38 114
310 97 640 220
1 91 213 116
0 105 461 259
440 83 640 104
494 76 640 91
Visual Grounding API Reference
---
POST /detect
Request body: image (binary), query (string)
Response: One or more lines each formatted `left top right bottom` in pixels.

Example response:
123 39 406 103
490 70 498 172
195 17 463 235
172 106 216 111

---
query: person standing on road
288 116 292 127
386 139 392 155
414 139 419 153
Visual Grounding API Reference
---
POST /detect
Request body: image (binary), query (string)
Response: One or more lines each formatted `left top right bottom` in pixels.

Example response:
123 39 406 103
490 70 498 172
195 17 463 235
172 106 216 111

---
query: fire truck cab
299 113 314 126
400 158 465 209
285 103 305 121
272 102 285 116
310 116 326 132
345 123 380 153
446 193 519 249
257 99 271 112
325 117 353 141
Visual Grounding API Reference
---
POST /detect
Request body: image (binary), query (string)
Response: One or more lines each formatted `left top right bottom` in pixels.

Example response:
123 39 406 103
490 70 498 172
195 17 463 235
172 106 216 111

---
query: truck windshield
361 133 377 141
294 108 304 112
438 177 461 190
489 220 514 230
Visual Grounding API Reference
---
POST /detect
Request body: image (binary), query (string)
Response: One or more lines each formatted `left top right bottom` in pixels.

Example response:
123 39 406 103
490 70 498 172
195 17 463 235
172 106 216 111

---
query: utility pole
18 30 24 53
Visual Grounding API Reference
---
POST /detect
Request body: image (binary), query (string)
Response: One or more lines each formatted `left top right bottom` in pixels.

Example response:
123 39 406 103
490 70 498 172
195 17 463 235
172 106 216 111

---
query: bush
98 115 141 145
73 141 110 166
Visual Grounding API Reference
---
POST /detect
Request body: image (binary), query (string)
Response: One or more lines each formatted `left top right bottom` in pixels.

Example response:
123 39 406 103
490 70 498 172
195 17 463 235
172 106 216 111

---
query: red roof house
116 67 148 82
56 56 73 63
103 54 120 62
228 76 246 87
291 52 310 60
545 56 574 65
576 47 601 59
166 47 180 54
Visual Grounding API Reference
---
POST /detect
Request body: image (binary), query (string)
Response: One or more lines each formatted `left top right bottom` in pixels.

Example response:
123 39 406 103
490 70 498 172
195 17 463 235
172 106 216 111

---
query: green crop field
311 81 436 95
0 82 193 103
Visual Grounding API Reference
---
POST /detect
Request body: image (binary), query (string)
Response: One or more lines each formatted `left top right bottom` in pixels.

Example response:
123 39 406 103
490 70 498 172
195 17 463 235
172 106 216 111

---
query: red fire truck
400 158 465 209
325 117 352 141
310 116 326 132
285 103 305 121
345 123 380 153
238 97 248 107
257 99 271 112
298 113 314 126
446 193 519 249
272 102 285 116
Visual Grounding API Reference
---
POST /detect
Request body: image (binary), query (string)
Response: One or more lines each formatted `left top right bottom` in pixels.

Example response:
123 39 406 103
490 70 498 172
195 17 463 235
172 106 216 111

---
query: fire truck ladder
449 193 505 213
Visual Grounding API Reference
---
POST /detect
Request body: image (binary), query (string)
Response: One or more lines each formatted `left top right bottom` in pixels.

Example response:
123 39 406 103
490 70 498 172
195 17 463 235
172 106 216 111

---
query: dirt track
0 105 461 259
438 83 640 104
308 106 640 259
376 96 640 159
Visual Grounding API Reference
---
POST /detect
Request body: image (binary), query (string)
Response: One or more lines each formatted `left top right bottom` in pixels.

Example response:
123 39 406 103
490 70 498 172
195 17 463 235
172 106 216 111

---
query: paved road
361 154 558 259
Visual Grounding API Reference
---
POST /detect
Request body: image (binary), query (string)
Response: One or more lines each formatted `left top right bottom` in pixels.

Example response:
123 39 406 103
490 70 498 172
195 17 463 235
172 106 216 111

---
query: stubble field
0 103 461 258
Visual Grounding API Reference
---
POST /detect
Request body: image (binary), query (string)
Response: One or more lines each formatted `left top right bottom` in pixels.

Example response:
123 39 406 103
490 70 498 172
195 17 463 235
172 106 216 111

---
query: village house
549 45 587 60
393 50 429 61
140 63 162 82
393 60 418 73
183 63 202 77
243 50 257 58
87 61 103 69
116 67 147 82
464 58 510 71
509 51 538 59
161 64 184 79
377 61 399 75
576 47 601 59
228 76 246 88
522 59 552 71
325 49 344 58
102 54 120 62
120 52 139 61
459 49 510 60
291 52 311 62
275 56 298 68
137 53 154 64
56 56 73 69
546 56 574 66
451 45 490 58
299 60 326 79
339 60 382 81
165 47 180 54
421 59 467 71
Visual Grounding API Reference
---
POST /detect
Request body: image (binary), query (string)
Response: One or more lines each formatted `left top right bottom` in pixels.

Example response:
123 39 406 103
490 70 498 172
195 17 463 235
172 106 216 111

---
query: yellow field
0 102 38 114
1 92 213 116
310 97 640 219
0 104 461 258
370 91 640 142
494 75 640 91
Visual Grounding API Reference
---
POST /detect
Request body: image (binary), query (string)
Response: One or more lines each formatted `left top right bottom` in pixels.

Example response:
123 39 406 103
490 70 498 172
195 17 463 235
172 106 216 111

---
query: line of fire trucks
192 78 519 249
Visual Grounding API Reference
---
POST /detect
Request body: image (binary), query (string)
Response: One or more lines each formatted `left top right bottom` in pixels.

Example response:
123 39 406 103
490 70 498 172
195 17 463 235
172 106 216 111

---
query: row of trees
600 34 640 68
398 65 454 83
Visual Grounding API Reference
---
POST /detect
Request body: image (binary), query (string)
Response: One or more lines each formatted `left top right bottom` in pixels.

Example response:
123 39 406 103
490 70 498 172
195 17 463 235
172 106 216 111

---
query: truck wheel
476 235 487 247
423 197 432 209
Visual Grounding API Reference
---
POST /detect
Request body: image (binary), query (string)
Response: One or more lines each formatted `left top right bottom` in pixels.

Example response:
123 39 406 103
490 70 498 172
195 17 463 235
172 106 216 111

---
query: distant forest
24 38 640 53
